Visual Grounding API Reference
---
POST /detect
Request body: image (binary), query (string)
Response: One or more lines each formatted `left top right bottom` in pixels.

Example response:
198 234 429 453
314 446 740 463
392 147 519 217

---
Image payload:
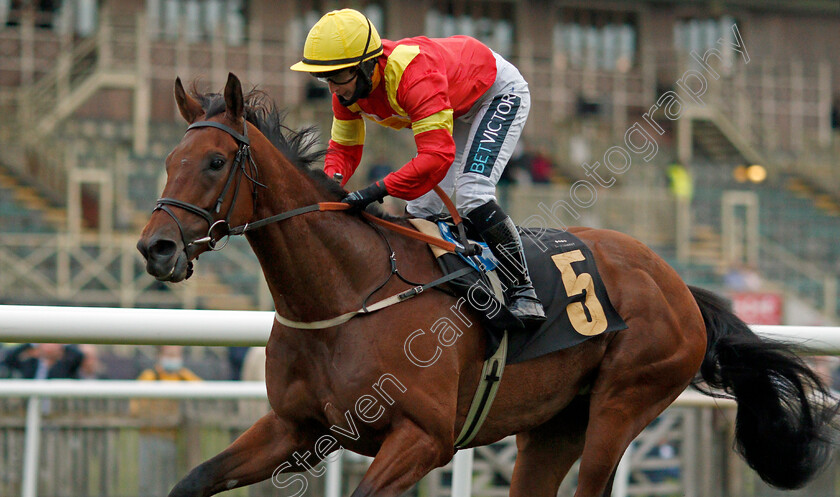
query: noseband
155 120 264 256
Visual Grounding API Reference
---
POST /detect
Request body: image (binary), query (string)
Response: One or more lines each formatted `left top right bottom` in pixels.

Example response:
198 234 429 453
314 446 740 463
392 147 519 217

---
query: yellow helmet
290 9 383 73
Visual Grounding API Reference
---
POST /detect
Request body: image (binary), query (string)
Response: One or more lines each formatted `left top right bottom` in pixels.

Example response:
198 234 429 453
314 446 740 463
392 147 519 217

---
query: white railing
1 305 837 497
0 380 733 497
0 381 278 497
3 305 840 353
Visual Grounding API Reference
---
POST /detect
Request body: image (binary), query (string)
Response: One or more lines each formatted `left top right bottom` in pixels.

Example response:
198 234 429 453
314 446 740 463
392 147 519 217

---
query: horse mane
189 84 345 200
189 84 401 220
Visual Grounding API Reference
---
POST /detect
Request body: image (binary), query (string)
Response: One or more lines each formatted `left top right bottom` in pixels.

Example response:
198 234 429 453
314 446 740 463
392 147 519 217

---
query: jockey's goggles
312 67 358 85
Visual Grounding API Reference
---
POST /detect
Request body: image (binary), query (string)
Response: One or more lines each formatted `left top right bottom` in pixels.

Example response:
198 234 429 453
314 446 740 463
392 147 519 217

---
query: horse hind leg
509 396 589 497
573 330 703 496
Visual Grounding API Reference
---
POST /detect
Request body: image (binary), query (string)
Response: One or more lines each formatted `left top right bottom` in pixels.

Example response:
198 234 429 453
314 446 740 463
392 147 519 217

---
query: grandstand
0 1 838 496
0 0 834 320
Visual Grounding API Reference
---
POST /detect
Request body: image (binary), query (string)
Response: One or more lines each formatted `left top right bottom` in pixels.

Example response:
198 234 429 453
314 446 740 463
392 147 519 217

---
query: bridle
152 117 480 327
155 120 264 255
155 118 476 255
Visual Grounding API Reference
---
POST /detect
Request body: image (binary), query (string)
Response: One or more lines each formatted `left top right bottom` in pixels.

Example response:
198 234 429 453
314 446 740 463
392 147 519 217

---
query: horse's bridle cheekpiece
154 119 264 278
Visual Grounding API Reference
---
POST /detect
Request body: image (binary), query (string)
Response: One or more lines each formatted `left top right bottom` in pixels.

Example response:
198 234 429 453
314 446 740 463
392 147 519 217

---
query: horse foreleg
349 420 451 497
600 467 618 497
168 411 307 497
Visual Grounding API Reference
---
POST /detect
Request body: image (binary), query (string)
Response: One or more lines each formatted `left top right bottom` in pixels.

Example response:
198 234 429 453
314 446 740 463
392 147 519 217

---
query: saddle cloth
411 219 627 364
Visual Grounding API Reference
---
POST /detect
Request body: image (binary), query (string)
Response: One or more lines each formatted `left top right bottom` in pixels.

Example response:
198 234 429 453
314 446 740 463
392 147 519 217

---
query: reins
155 118 480 328
159 119 476 256
224 198 465 255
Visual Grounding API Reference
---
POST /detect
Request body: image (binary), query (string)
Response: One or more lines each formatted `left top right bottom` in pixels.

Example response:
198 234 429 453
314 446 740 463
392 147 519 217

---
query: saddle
410 217 627 364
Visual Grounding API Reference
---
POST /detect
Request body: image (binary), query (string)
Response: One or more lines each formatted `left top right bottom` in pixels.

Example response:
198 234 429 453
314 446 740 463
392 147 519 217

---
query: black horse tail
689 285 838 489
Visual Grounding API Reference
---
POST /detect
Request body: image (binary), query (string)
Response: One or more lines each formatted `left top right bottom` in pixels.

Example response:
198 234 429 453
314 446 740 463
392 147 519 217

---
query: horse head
137 73 261 282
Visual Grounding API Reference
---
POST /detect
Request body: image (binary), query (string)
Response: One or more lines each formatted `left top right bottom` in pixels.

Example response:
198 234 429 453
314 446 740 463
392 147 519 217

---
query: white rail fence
3 305 840 352
1 305 839 497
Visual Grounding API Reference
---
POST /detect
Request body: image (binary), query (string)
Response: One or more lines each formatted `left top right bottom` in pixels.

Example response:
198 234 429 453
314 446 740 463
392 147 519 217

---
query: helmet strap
338 57 377 107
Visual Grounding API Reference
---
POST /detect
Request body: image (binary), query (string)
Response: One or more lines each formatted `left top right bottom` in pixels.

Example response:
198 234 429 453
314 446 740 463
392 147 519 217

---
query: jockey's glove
342 181 388 211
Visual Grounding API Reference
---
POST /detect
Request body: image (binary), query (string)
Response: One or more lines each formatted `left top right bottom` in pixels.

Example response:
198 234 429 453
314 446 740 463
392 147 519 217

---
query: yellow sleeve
331 116 366 146
411 109 454 136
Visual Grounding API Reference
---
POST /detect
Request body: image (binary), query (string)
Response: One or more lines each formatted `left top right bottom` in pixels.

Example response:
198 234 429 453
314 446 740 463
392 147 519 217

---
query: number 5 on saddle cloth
415 218 628 363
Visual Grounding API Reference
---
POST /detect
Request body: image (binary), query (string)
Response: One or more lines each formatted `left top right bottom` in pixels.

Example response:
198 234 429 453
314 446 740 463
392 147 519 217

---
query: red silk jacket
324 36 497 200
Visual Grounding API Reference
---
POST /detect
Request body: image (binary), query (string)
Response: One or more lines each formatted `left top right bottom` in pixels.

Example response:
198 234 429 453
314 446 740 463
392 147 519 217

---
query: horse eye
209 157 227 170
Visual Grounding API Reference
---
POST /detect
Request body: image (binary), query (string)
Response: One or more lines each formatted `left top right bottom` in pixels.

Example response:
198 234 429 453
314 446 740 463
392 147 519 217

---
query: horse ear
174 77 203 123
224 73 244 122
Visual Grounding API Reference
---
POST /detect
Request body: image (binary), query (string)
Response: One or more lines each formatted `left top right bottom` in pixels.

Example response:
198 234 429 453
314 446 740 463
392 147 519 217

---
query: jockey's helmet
290 9 383 73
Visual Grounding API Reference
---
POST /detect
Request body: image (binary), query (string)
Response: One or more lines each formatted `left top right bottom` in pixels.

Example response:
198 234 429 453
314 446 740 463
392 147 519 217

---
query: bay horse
137 73 836 497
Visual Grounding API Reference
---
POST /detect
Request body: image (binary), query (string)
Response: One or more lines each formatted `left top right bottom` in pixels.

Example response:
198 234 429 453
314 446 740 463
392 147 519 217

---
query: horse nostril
148 239 177 259
136 240 149 260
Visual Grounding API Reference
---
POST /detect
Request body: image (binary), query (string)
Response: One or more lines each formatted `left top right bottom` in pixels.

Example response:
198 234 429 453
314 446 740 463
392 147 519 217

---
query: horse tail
688 285 838 489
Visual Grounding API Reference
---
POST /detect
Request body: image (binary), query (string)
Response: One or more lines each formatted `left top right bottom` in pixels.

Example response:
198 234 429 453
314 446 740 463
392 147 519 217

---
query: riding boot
467 200 546 327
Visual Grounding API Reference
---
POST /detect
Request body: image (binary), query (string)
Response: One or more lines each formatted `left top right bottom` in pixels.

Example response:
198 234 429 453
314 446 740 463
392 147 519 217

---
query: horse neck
244 139 387 322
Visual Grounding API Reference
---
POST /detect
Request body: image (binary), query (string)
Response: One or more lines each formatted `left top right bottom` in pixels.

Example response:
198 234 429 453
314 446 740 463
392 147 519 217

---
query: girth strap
454 330 508 448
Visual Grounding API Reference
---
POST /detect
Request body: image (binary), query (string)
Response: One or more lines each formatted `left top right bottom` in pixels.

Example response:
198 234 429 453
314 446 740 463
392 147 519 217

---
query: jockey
291 9 545 327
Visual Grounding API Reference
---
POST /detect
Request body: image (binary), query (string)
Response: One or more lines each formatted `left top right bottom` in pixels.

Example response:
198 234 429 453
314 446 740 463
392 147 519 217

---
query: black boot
467 200 546 327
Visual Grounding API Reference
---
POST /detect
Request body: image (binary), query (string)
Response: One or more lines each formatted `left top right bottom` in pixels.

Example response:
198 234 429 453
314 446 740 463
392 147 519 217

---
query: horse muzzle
136 236 193 282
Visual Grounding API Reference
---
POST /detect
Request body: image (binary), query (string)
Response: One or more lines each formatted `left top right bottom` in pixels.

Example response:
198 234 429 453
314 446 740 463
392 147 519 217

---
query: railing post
683 408 698 497
21 395 43 497
325 452 343 497
612 442 632 497
699 407 714 497
452 448 474 496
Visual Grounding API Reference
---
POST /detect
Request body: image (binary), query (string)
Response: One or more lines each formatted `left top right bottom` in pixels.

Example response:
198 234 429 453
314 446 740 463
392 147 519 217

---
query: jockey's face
320 67 358 101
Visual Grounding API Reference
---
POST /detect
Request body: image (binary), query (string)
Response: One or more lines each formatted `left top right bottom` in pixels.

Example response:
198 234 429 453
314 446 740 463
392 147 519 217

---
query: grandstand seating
0 165 64 233
0 117 266 311
689 161 840 318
